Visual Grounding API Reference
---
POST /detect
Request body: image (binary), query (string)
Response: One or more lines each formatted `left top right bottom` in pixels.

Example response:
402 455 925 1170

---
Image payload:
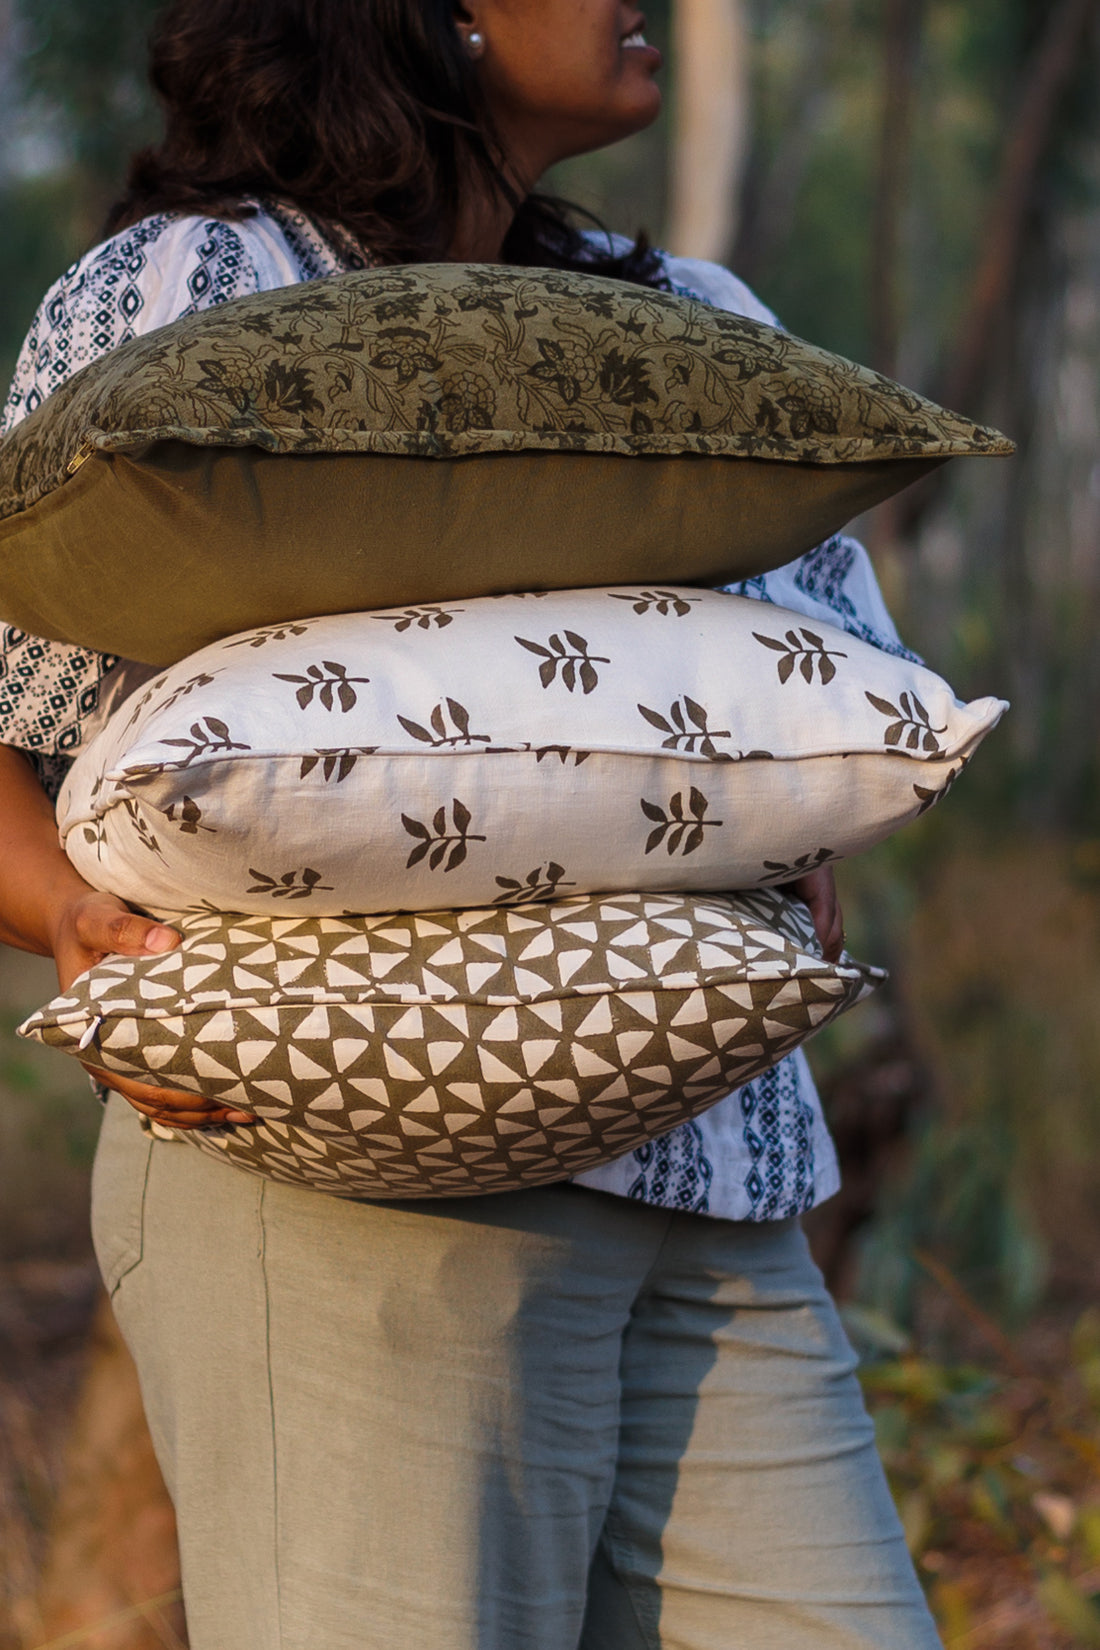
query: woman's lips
621 30 662 66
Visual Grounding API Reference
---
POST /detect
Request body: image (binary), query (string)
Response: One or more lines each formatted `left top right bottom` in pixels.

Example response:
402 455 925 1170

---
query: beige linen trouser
92 1096 941 1650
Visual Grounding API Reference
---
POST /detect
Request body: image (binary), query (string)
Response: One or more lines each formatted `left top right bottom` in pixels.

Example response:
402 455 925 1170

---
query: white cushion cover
59 587 1006 917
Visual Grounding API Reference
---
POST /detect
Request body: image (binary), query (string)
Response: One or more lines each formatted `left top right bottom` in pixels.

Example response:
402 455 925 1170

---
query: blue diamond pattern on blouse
188 264 211 302
627 1120 714 1213
119 285 144 324
794 536 923 663
738 1062 818 1218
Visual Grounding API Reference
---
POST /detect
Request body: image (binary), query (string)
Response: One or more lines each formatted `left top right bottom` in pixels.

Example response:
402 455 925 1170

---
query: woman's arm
0 215 284 1130
0 745 255 1128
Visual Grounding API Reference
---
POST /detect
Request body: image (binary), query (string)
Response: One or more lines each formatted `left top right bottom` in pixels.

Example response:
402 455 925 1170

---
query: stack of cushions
0 263 1012 664
56 586 1006 918
7 265 1011 1198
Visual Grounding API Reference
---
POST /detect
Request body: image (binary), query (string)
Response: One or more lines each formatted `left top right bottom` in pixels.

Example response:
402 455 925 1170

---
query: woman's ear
453 1 487 58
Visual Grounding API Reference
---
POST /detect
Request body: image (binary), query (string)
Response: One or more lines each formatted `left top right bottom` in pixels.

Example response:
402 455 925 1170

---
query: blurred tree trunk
900 0 1100 534
731 0 852 289
667 0 749 262
869 0 924 382
0 0 15 128
865 0 925 580
31 1289 186 1650
943 0 1100 417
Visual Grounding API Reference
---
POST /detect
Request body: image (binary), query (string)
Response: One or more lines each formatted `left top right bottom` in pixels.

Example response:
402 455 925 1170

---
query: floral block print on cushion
59 588 1008 918
0 264 1012 663
19 889 882 1199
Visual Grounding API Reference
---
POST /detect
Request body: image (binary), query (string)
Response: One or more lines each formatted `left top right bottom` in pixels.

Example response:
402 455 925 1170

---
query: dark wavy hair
107 0 665 285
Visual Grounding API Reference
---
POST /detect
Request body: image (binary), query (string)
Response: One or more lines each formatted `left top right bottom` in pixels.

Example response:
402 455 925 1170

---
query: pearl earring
467 29 484 54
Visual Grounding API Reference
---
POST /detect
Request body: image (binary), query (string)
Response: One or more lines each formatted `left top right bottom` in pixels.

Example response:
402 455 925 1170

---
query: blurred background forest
0 0 1099 1645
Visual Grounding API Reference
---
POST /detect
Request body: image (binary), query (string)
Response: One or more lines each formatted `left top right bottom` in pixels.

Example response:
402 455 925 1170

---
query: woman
0 3 942 1646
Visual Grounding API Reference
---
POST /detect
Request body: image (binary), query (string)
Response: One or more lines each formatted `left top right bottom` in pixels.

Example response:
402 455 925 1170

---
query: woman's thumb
142 922 182 953
80 903 181 956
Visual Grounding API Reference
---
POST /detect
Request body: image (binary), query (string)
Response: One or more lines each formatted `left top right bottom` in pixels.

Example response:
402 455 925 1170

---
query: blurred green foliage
858 1322 1100 1646
0 0 162 387
832 813 1100 1334
0 955 100 1262
16 0 163 181
740 0 1090 361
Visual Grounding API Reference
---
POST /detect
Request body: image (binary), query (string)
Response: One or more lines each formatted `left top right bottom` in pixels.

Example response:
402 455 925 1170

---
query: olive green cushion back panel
0 447 944 663
19 891 882 1199
0 264 1011 665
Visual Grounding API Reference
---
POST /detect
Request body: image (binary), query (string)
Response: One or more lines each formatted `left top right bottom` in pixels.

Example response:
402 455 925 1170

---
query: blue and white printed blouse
1 200 917 1222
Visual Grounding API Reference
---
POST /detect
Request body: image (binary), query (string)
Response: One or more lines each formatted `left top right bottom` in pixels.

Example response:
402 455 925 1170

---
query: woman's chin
607 77 663 139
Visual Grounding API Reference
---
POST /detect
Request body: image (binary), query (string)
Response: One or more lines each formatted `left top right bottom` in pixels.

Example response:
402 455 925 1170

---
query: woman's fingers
72 898 181 958
819 898 845 963
83 1065 258 1130
55 893 249 1126
781 865 845 962
52 890 183 992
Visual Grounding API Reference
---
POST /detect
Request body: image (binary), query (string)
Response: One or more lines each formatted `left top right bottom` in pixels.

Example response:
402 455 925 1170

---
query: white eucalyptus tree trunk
666 0 750 263
0 0 15 147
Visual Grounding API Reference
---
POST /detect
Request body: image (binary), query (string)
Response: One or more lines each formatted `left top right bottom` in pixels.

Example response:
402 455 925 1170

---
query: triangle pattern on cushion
18 890 881 1200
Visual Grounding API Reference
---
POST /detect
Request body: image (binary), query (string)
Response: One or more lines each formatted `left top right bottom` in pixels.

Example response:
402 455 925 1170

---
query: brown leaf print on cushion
371 606 465 632
641 788 723 856
226 623 310 650
246 867 334 900
914 759 966 814
759 847 837 884
274 661 371 713
637 698 735 760
515 631 609 694
163 796 214 835
493 863 575 904
865 691 948 755
609 590 700 617
402 800 486 873
396 700 490 748
122 716 250 782
753 628 848 685
533 745 592 767
122 799 162 858
125 671 222 730
298 748 379 783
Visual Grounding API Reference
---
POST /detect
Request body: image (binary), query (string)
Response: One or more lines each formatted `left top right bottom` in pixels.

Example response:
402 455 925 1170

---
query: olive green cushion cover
19 889 881 1199
0 264 1012 665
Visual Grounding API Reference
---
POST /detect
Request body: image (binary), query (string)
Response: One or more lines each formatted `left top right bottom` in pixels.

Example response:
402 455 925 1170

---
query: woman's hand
50 888 258 1131
0 746 256 1132
781 864 845 963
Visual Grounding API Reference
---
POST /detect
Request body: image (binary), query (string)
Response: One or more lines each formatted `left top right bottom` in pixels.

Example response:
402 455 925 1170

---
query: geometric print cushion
0 263 1012 663
19 888 882 1200
58 587 1007 918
